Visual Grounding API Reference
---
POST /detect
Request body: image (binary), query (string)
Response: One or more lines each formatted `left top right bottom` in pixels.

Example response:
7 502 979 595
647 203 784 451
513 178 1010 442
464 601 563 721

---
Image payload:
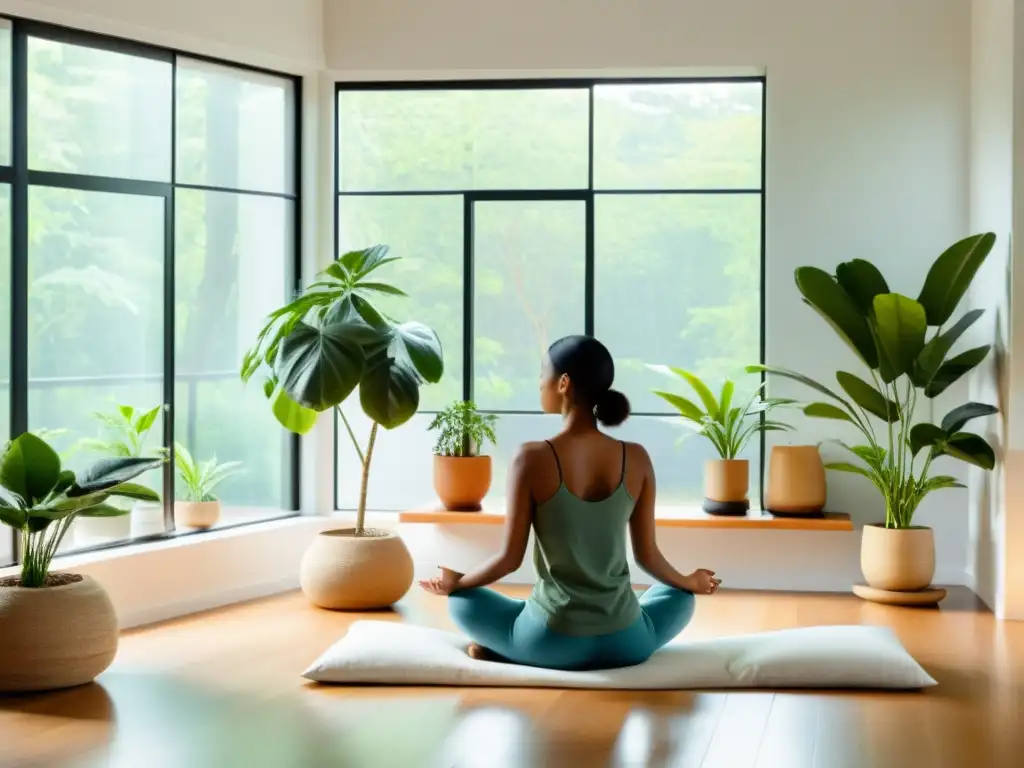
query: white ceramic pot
174 500 221 530
131 501 165 538
0 574 119 692
73 514 131 546
300 528 414 610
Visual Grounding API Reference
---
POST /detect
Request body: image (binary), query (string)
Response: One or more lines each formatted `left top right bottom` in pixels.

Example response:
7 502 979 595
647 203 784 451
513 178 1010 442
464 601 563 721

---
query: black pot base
702 498 750 516
766 508 826 519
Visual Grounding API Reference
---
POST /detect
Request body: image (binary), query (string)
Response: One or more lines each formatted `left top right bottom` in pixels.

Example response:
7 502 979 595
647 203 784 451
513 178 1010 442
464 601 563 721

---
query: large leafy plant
650 366 793 459
241 245 443 535
0 433 162 587
751 233 999 529
428 401 498 457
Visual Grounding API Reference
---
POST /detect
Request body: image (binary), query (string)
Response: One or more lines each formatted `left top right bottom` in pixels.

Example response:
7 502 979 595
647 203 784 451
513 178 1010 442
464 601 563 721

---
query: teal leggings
448 585 695 671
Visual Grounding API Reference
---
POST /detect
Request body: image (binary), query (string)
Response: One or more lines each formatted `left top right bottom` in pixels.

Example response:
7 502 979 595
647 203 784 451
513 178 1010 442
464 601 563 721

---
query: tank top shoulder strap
619 441 627 486
544 440 563 483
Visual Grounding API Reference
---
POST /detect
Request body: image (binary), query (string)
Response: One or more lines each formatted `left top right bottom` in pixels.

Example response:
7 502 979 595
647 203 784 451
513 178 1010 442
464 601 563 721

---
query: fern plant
650 366 794 459
174 443 243 503
428 401 498 457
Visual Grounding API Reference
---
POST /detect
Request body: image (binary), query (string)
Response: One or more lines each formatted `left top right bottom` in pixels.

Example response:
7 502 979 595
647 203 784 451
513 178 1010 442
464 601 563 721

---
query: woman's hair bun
594 388 630 427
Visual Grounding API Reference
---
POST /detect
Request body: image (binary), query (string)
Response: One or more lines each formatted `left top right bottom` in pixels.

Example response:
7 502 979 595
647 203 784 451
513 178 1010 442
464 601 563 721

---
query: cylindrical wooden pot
0 574 119 692
704 459 749 502
764 445 827 514
299 528 414 610
860 524 935 591
433 455 492 511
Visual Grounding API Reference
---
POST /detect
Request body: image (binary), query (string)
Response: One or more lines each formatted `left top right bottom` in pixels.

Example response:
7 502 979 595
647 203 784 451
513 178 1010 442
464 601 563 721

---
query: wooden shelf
399 508 854 531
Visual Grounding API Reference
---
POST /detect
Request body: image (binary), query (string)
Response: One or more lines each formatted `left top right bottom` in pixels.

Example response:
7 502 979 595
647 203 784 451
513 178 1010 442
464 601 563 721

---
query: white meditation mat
302 621 936 690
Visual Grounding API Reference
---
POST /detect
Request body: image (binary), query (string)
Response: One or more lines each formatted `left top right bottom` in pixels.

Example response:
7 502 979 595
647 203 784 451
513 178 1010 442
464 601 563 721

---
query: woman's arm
629 446 714 593
451 445 535 591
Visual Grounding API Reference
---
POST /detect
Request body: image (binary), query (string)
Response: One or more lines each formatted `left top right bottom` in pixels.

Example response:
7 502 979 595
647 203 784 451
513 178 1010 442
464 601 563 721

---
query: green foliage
76 403 166 459
750 232 999 529
650 366 794 459
174 442 243 503
242 245 443 533
428 401 498 457
0 433 163 587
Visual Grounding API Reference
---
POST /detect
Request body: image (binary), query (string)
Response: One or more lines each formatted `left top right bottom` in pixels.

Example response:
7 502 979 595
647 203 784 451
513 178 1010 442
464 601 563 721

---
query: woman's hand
685 568 722 595
418 566 464 596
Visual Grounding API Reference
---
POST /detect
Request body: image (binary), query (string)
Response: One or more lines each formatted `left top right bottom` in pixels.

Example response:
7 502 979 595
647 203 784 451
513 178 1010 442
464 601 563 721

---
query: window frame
2 16 303 564
333 76 767 512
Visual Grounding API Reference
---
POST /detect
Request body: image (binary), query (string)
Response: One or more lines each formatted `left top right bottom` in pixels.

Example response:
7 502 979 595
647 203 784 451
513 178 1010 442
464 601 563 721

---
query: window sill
398 507 854 531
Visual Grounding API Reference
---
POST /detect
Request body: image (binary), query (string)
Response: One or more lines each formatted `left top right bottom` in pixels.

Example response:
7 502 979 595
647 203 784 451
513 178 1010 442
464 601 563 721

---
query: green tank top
529 440 641 636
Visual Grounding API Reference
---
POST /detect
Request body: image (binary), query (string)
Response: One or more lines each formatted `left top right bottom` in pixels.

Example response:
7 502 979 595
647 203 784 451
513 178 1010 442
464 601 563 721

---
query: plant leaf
652 391 705 421
389 322 444 384
937 432 996 469
917 233 996 325
909 423 945 456
266 379 319 435
69 457 164 496
925 346 991 398
824 462 873 478
109 482 160 502
941 403 999 433
746 364 851 408
836 371 899 422
870 294 927 383
912 309 983 387
277 320 366 412
803 402 852 421
669 368 720 421
795 267 879 368
77 503 132 518
0 432 62 504
0 505 27 528
359 352 422 429
719 379 735 416
835 259 890 314
357 282 408 297
919 474 966 493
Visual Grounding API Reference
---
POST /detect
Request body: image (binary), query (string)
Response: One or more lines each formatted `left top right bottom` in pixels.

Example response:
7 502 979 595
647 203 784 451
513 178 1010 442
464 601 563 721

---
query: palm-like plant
0 433 163 587
650 366 793 458
77 404 165 458
174 443 243 503
241 245 443 535
750 233 999 529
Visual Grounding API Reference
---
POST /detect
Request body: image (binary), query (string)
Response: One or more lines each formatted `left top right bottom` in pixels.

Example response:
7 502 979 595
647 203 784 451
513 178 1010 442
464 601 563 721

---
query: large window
335 79 764 512
3 19 300 561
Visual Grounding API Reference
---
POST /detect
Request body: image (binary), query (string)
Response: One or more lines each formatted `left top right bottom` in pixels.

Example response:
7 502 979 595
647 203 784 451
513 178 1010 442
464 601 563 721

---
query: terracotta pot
299 528 414 610
764 445 827 514
860 524 935 591
175 500 221 529
433 455 492 511
0 574 119 692
704 459 749 502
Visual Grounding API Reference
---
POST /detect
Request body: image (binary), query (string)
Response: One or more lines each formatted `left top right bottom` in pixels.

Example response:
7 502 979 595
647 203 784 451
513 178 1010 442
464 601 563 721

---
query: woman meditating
420 335 721 671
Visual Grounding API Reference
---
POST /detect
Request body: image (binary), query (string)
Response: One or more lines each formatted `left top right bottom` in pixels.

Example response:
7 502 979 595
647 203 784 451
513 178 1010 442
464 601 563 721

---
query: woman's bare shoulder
622 440 652 468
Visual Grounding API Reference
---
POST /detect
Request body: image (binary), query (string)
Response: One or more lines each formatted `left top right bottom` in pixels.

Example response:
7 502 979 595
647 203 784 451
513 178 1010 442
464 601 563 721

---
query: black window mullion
287 74 303 512
162 190 175 533
9 22 27 565
26 170 170 197
463 194 474 403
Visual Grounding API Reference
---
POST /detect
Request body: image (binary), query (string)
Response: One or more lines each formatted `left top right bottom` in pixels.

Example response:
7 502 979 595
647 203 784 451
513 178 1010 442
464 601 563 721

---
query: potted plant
0 432 162 692
751 233 999 599
650 366 793 515
173 443 243 530
75 403 166 541
241 245 443 610
427 400 498 511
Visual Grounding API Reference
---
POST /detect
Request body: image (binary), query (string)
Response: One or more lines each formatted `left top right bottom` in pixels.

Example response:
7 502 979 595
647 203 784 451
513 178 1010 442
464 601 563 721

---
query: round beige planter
0 574 118 693
705 459 749 502
300 528 414 610
175 500 221 530
861 524 936 591
764 445 827 514
434 455 492 511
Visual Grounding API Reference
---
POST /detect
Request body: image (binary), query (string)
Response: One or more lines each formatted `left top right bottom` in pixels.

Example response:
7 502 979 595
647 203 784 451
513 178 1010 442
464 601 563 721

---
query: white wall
325 0 977 589
0 0 324 72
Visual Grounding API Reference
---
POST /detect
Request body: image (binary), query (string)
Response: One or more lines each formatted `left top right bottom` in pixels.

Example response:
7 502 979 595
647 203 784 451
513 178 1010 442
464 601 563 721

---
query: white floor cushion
302 621 936 690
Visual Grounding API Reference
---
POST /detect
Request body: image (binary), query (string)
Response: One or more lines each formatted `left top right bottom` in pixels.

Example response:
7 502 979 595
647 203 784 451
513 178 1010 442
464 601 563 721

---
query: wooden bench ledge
398 509 854 531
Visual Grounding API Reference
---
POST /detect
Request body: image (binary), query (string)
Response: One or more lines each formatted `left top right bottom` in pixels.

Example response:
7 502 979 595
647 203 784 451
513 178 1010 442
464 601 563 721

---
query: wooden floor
1 586 1022 768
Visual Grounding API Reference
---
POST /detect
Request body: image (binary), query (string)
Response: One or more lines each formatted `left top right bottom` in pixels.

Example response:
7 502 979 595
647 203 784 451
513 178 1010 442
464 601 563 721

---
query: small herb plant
0 433 163 587
650 366 794 459
428 401 498 457
174 443 243 503
77 404 166 458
